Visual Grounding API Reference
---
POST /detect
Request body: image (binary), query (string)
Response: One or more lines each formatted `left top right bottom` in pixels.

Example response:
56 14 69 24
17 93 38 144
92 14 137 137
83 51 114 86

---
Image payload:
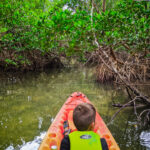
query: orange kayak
39 92 120 150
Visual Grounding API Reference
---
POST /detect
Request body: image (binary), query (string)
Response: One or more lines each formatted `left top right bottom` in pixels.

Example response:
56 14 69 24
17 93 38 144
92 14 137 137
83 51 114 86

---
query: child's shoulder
60 135 70 150
100 138 109 150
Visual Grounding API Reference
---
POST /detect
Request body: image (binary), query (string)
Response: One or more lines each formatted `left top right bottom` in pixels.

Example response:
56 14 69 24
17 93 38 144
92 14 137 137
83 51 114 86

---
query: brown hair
73 103 96 131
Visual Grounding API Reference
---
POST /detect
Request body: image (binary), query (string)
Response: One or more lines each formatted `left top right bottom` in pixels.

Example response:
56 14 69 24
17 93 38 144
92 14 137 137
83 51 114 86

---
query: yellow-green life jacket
69 131 102 150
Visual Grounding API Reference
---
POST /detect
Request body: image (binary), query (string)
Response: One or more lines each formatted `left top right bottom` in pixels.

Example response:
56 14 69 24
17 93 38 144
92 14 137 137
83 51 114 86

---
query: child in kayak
60 103 108 150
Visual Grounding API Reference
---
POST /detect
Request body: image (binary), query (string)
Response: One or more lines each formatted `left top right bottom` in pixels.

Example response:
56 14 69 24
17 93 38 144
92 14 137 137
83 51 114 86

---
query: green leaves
0 0 149 67
5 59 17 66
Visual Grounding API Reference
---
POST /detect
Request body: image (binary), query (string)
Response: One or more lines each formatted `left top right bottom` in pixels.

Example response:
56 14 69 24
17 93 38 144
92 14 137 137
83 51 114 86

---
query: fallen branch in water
112 103 146 109
110 96 141 122
139 109 150 118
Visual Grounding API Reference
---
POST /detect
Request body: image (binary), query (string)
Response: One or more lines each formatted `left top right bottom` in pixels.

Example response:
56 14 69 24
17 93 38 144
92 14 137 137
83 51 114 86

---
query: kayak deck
39 92 120 150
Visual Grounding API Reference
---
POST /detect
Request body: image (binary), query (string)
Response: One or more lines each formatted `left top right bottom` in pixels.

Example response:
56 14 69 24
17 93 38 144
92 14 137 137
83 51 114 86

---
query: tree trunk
103 0 106 12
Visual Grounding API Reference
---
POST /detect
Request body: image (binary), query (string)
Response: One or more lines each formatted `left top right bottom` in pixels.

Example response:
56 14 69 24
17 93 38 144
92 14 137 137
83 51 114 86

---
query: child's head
73 103 96 131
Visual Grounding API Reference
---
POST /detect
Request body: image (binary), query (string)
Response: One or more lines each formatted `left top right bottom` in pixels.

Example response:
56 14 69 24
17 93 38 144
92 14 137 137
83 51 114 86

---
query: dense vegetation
0 0 149 70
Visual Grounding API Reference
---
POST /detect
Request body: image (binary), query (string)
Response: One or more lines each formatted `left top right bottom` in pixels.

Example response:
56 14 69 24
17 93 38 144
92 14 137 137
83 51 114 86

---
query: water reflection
0 68 149 150
38 117 43 129
5 132 46 150
140 131 150 150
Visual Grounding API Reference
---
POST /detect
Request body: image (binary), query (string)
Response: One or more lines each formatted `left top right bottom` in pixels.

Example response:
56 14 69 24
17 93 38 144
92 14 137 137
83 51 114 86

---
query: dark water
0 68 149 150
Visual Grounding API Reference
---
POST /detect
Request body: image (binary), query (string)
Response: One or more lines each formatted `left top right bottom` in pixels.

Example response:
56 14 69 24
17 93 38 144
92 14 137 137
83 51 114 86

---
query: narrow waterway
0 68 149 150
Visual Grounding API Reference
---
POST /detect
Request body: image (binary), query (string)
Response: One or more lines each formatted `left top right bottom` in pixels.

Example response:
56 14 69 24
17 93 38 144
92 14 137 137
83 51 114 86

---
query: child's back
60 103 108 150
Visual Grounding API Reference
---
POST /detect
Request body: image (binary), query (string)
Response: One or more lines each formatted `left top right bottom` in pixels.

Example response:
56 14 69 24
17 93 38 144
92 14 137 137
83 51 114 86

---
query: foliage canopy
0 0 149 67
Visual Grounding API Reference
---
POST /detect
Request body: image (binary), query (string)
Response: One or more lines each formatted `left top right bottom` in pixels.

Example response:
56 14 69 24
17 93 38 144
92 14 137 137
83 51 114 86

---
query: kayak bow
39 92 120 150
